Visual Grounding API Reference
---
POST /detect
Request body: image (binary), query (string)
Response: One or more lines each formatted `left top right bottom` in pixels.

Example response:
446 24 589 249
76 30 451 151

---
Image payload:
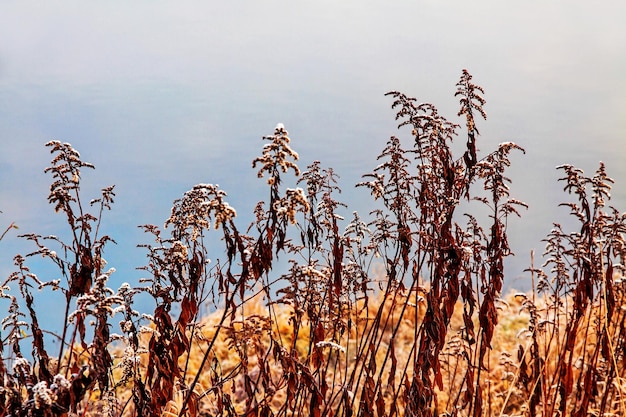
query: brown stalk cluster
0 70 624 417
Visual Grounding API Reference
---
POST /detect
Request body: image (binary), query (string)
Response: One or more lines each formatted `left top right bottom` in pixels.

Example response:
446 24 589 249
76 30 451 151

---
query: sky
1 1 625 329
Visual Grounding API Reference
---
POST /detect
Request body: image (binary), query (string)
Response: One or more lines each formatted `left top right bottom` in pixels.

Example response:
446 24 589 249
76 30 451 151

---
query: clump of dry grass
0 69 624 417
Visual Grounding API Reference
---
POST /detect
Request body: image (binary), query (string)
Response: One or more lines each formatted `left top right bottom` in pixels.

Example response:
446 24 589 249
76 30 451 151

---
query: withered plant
1 141 120 415
1 69 624 417
514 163 626 417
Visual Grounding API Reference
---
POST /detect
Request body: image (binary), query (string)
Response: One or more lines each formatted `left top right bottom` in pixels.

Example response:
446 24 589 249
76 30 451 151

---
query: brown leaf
375 387 386 417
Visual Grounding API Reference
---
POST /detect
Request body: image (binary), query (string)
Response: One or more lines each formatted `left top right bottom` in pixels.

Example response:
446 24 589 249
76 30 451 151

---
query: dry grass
0 70 624 416
109 284 626 416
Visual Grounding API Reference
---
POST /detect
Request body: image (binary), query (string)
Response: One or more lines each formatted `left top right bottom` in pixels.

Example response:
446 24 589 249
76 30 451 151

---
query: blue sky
1 1 625 326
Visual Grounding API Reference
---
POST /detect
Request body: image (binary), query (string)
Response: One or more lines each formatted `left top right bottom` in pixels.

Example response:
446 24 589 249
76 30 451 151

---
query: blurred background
1 1 625 331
